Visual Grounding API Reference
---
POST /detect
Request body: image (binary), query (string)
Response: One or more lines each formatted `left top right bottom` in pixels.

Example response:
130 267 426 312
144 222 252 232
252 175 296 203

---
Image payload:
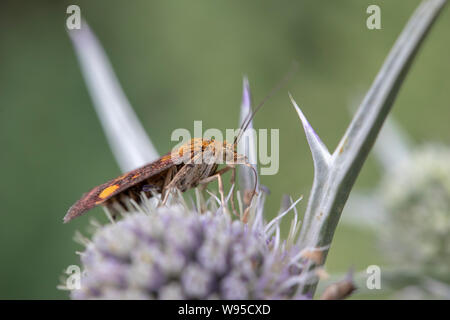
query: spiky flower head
65 192 321 300
379 144 450 273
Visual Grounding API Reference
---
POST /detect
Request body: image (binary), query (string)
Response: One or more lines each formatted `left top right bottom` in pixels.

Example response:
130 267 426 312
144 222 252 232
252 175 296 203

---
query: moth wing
64 153 177 223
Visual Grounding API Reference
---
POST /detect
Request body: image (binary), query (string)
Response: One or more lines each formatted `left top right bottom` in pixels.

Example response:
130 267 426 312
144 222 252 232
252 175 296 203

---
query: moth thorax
213 141 237 165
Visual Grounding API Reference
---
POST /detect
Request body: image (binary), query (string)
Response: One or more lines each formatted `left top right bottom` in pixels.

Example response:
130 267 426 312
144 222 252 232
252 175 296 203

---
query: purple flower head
67 194 319 300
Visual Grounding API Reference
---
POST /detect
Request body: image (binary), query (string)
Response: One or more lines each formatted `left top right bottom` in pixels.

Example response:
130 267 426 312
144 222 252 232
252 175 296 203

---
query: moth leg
199 166 232 213
162 164 193 205
161 185 176 206
161 189 170 206
161 166 177 204
198 166 232 185
161 152 203 205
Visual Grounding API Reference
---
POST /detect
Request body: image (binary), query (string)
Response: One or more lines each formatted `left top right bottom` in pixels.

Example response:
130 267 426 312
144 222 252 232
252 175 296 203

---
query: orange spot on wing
161 155 172 161
132 174 140 179
99 184 120 199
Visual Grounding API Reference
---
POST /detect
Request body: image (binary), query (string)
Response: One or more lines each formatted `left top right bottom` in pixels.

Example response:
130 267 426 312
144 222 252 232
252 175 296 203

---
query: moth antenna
234 61 299 145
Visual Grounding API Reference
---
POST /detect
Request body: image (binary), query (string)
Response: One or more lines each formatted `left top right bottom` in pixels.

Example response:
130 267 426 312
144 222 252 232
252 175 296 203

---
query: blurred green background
0 0 448 299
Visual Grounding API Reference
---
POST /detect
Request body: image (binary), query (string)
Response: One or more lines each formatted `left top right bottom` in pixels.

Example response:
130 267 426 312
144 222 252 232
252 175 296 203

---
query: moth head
214 140 246 165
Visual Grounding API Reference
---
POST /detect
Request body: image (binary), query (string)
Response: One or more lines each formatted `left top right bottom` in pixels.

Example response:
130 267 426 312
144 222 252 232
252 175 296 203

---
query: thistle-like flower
68 192 316 300
379 144 450 274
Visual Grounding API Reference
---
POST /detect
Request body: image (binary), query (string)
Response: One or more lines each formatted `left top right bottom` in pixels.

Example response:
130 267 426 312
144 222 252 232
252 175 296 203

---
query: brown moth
64 137 255 223
64 67 297 223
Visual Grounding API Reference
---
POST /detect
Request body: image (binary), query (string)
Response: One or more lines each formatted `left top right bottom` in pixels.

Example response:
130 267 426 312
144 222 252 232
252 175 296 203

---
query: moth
64 68 296 223
64 116 258 223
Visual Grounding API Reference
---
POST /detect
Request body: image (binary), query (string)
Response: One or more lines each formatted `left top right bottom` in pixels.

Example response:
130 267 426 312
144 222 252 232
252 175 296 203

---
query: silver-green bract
328 118 450 299
68 22 159 172
290 0 446 295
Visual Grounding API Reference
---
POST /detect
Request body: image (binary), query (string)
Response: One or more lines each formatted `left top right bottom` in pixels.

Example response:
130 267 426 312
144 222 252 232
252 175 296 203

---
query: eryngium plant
336 125 450 299
380 144 450 274
69 194 315 300
63 0 446 299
